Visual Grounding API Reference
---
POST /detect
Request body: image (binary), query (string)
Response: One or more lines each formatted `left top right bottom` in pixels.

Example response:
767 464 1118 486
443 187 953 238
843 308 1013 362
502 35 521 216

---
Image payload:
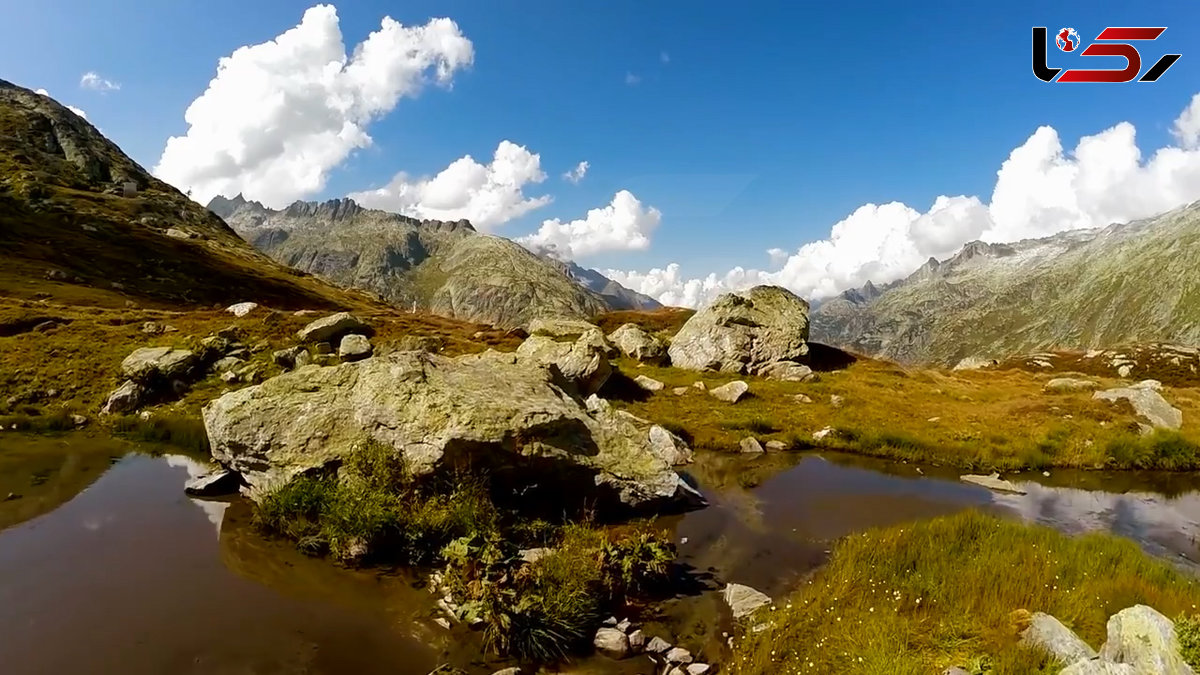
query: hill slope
211 195 654 327
811 202 1200 365
0 79 369 310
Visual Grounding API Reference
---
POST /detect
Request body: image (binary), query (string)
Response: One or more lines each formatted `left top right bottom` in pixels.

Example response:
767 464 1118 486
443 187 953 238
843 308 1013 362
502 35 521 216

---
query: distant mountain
211 195 650 327
0 79 362 309
811 202 1200 365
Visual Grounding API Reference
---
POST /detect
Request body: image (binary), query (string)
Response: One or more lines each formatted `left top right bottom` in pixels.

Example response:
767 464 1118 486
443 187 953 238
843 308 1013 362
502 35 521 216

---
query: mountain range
208 194 659 328
811 202 1200 365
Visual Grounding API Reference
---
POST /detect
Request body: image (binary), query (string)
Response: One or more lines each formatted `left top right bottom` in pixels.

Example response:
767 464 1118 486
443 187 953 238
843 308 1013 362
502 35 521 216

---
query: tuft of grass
0 407 77 433
111 412 210 454
1105 430 1200 470
729 511 1200 675
722 418 780 435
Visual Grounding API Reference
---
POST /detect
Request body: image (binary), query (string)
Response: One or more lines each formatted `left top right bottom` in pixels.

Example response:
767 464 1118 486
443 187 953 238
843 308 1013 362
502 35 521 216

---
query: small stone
665 647 693 664
724 583 772 619
627 629 646 652
634 375 665 392
830 394 844 407
220 371 239 384
765 440 787 451
434 617 451 630
1118 364 1133 378
709 381 749 403
593 627 630 659
338 334 373 362
646 636 671 654
812 426 835 441
616 618 632 633
602 616 619 627
739 437 764 454
692 381 707 391
211 356 244 373
927 416 941 422
672 386 690 396
225 302 259 317
794 393 813 404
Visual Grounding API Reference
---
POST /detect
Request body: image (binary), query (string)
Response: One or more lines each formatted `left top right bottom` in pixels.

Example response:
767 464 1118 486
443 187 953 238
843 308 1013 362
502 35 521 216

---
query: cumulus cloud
349 140 549 229
519 190 661 259
562 160 589 184
79 71 120 92
610 94 1200 307
154 4 474 208
35 88 88 120
766 247 789 268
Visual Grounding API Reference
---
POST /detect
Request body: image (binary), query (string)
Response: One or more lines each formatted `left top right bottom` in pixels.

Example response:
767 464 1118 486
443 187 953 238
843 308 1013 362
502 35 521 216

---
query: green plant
1177 613 1200 669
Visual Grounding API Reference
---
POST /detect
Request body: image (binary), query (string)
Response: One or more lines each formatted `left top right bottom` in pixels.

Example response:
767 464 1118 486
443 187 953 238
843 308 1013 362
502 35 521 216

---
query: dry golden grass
607 356 1200 471
730 511 1200 675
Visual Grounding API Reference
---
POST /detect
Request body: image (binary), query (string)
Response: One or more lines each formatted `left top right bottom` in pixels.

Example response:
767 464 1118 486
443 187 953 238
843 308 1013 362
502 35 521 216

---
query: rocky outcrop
515 332 613 396
203 350 699 511
1094 382 1183 430
668 286 810 379
608 323 668 364
1100 605 1195 674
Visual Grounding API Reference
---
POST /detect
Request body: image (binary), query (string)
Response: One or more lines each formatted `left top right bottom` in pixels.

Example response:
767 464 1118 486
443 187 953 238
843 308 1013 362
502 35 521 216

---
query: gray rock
952 357 994 371
1099 605 1195 674
739 437 764 454
528 318 602 338
692 381 706 391
672 386 690 396
1044 378 1099 393
942 669 972 675
101 380 143 414
615 618 632 633
516 333 613 397
1020 612 1098 666
665 647 693 664
723 583 771 619
297 312 368 344
593 627 630 659
212 356 244 373
272 346 307 370
627 629 646 652
812 426 835 441
634 375 665 392
184 470 240 497
830 394 844 408
601 616 619 627
757 361 815 382
226 302 259 317
203 350 697 511
794 393 813 404
765 440 787 451
608 323 668 364
313 341 333 355
1094 387 1183 430
1118 364 1134 378
646 636 672 654
490 669 521 675
121 346 198 382
648 425 693 466
338 334 373 361
1061 662 1136 675
709 381 749 403
668 285 809 377
294 350 313 368
686 665 711 675
1134 379 1164 391
960 472 1027 494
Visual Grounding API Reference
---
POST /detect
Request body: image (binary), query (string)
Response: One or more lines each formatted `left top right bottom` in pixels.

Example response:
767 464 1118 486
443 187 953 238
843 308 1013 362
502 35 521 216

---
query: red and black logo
1033 26 1181 83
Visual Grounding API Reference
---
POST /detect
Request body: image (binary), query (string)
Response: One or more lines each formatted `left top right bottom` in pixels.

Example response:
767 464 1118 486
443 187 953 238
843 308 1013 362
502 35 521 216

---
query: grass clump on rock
255 442 677 663
730 511 1200 675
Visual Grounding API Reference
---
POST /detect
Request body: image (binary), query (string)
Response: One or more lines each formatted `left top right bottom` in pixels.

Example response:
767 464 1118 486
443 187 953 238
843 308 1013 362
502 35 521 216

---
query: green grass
729 511 1200 675
111 412 210 454
0 407 77 433
1104 430 1200 470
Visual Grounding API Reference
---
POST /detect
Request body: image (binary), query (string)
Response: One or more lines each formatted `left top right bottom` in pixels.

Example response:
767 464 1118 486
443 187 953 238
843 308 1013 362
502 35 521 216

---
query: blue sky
4 1 1200 305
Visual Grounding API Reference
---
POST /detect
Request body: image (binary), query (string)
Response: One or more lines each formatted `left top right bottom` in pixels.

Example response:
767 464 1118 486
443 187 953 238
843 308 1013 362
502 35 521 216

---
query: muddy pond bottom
3 434 1200 675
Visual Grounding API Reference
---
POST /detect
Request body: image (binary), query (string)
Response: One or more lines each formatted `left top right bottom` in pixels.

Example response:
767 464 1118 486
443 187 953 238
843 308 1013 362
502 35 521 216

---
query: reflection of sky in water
991 481 1200 568
165 455 228 535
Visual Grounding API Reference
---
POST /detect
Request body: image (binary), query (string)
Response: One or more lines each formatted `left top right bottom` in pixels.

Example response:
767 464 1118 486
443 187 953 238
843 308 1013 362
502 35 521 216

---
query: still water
3 434 1200 674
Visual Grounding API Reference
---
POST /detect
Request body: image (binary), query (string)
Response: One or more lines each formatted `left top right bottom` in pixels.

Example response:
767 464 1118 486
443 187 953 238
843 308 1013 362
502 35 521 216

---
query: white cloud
519 190 661 259
661 51 671 64
766 247 789 268
349 140 549 229
610 94 1200 308
79 71 120 92
35 88 88 120
154 4 474 208
625 72 641 86
562 160 589 184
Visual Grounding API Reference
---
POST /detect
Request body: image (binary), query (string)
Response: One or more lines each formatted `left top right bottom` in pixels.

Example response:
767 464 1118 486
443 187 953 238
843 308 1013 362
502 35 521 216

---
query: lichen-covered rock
634 375 664 392
709 381 749 403
528 317 602 338
1020 612 1098 666
593 627 630 659
296 312 368 344
100 380 144 414
723 583 771 619
608 323 668 364
1094 387 1183 430
338 334 373 362
121 346 198 382
272 346 307 370
648 425 693 466
203 351 698 511
1044 378 1099 393
225 302 259 317
668 285 809 377
757 360 815 382
739 437 764 454
516 333 612 396
1099 605 1195 674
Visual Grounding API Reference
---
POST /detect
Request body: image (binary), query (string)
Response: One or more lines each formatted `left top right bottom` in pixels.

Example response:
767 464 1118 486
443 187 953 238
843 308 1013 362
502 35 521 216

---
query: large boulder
203 350 698 511
528 317 602 338
608 323 668 364
1099 605 1194 674
1021 612 1098 666
296 312 369 344
1094 384 1183 430
121 346 198 382
668 285 809 378
516 332 612 396
338 334 373 362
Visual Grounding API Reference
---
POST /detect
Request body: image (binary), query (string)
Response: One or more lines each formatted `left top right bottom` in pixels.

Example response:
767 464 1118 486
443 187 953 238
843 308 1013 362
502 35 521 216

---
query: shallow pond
3 433 1200 674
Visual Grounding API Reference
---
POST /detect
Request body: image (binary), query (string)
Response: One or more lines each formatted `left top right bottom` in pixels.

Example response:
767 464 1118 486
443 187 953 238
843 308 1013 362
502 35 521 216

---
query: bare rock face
516 332 613 396
203 350 698 511
668 285 809 378
608 323 668 364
